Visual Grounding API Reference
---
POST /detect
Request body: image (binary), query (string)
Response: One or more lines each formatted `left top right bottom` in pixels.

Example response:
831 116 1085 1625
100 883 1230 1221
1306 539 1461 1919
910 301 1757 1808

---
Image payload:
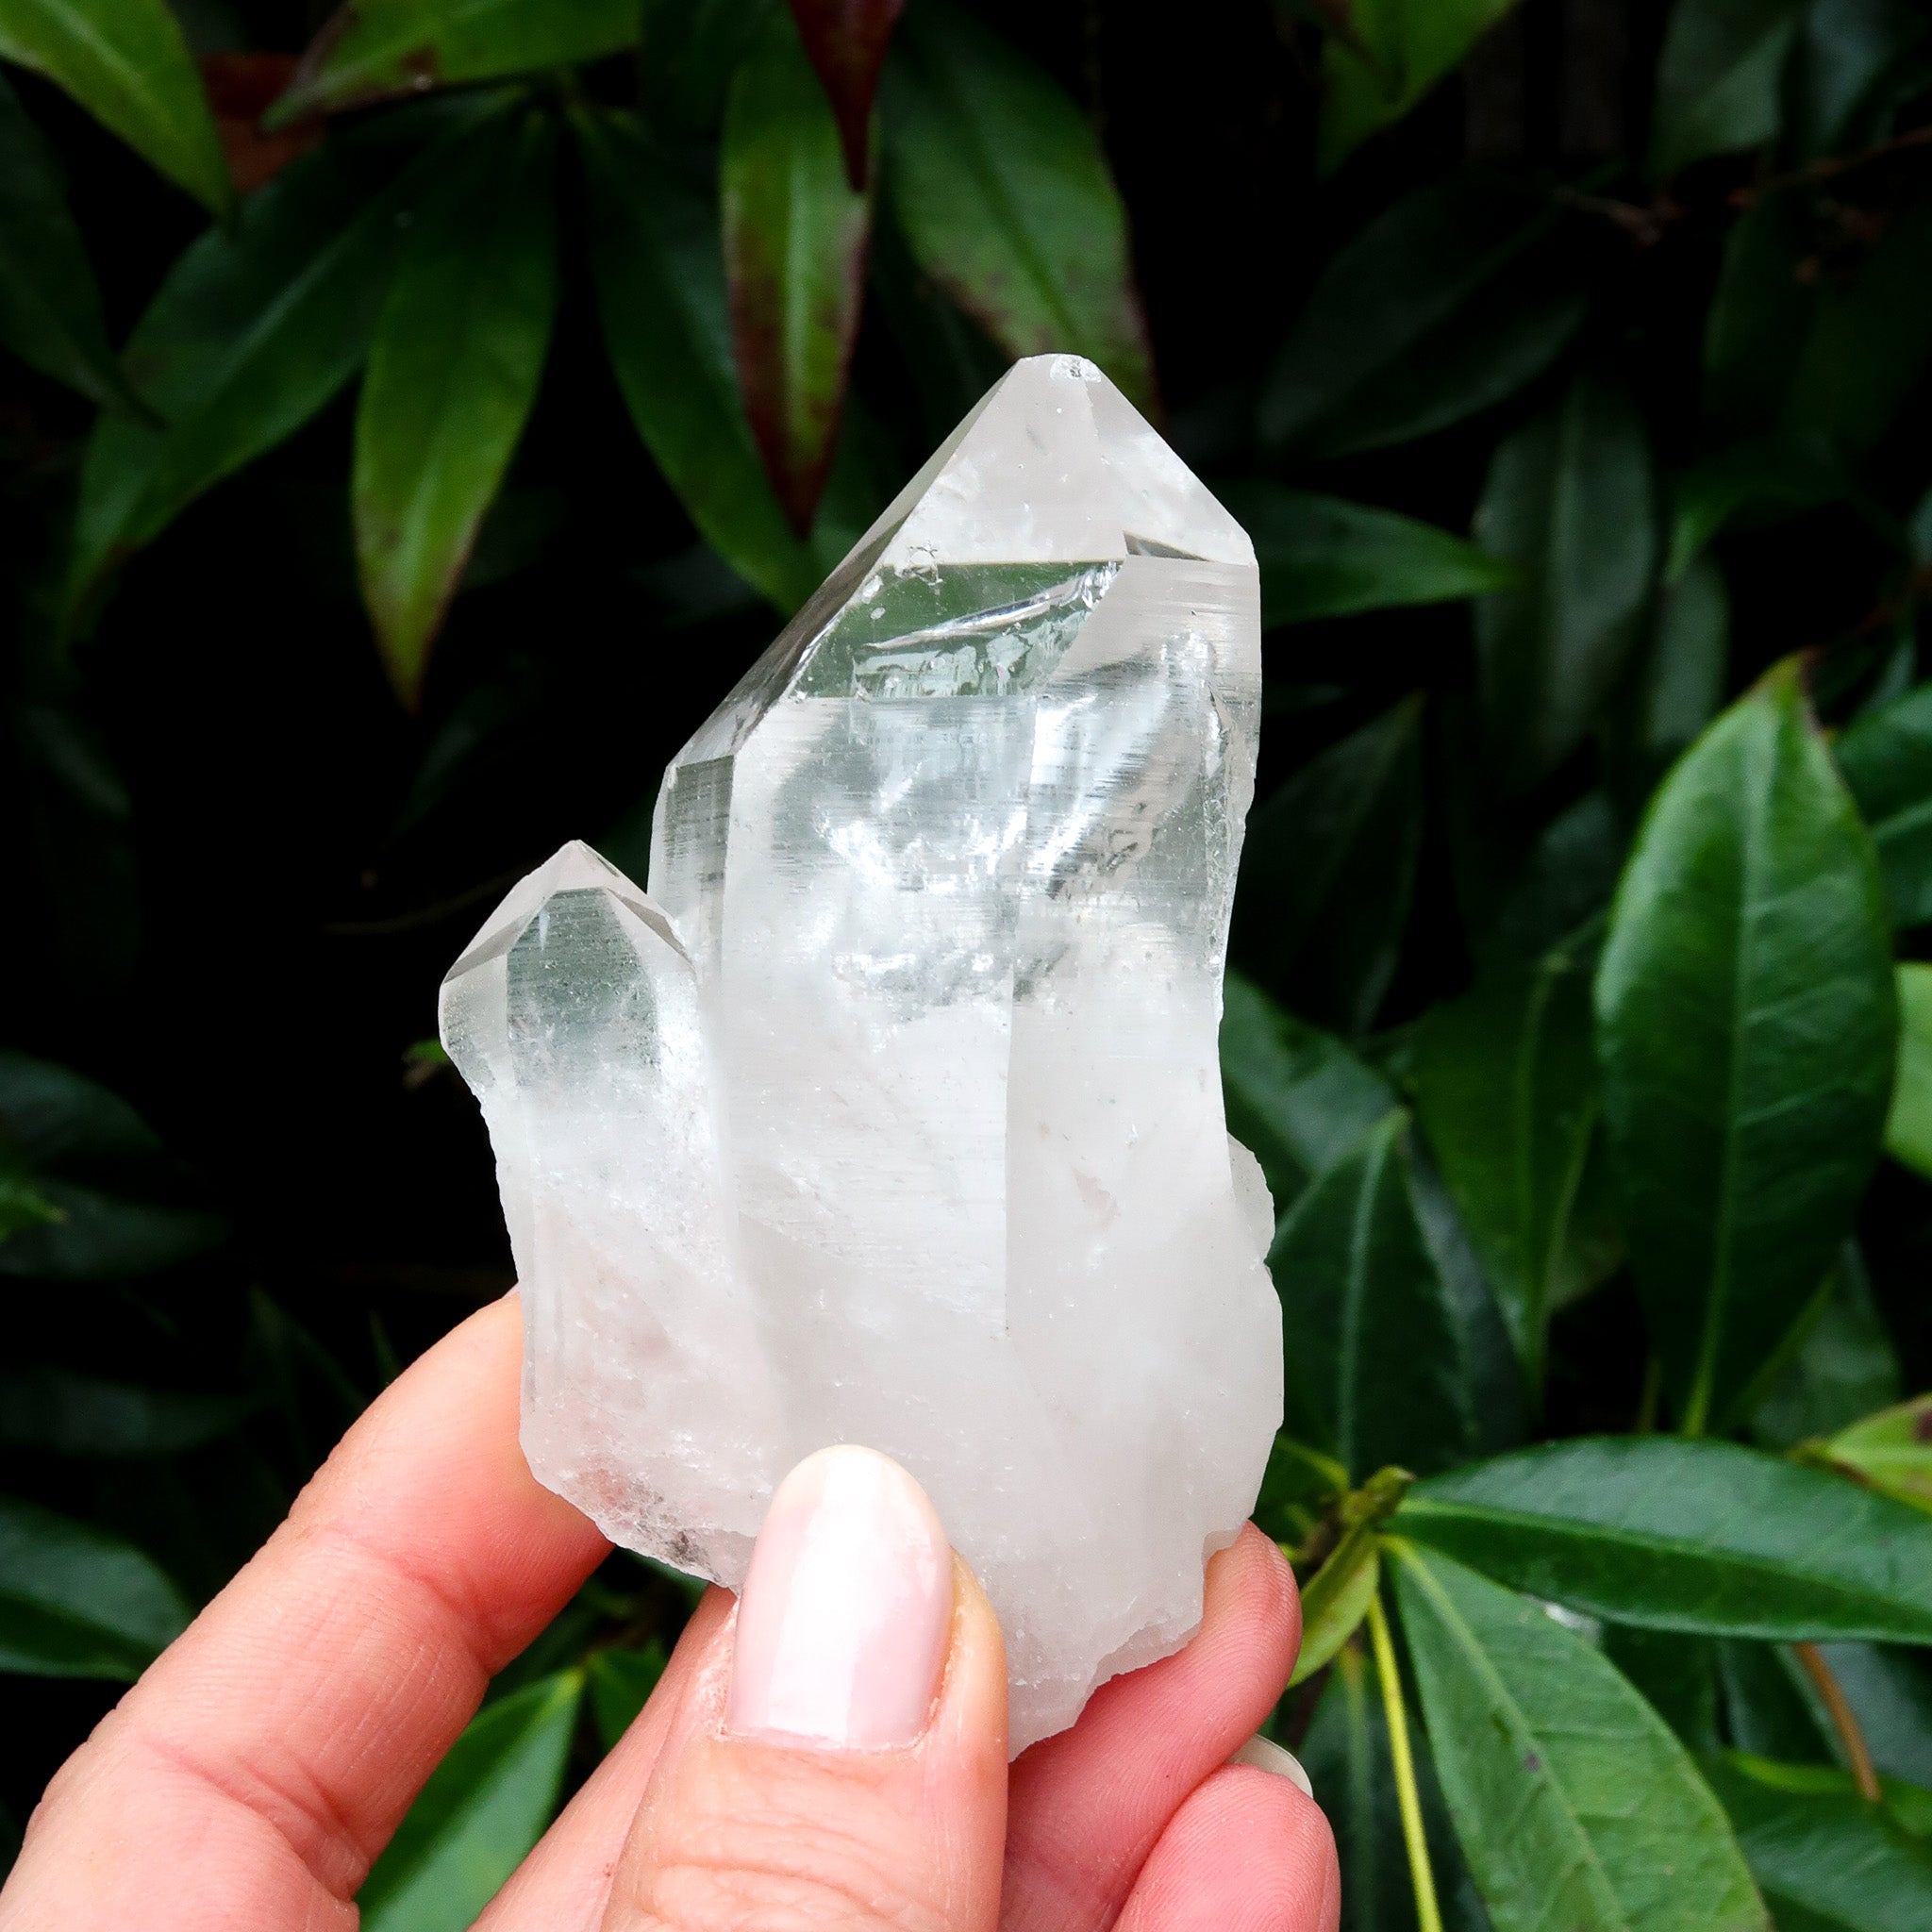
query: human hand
0 1296 1339 1931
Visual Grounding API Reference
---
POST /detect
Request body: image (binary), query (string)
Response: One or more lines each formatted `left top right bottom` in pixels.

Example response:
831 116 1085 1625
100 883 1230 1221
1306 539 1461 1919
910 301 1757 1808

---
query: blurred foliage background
8 0 1932 1926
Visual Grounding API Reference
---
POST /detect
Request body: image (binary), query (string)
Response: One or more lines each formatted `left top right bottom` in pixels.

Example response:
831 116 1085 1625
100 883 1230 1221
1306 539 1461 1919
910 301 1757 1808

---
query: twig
1552 186 1683 247
1368 1592 1443 1932
1794 1641 1882 1802
1732 123 1932 208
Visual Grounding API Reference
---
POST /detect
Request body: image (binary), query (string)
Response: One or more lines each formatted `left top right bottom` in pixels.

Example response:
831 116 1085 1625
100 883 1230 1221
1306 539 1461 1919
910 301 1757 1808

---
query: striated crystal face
441 355 1281 1752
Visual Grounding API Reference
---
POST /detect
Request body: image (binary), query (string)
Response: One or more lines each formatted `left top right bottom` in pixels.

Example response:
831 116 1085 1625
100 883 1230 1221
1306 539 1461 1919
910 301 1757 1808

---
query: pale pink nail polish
726 1445 953 1749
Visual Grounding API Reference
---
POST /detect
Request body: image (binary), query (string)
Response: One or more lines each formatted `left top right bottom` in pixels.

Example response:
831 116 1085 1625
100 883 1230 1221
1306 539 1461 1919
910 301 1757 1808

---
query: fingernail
1228 1733 1314 1799
726 1445 953 1749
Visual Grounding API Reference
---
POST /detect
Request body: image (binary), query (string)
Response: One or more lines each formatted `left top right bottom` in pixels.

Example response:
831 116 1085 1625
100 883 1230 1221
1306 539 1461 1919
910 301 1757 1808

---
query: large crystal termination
441 355 1281 1752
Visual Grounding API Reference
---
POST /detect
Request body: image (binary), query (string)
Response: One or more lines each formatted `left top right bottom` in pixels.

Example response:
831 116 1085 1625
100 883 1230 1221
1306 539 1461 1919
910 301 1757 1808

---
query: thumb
601 1446 1008 1932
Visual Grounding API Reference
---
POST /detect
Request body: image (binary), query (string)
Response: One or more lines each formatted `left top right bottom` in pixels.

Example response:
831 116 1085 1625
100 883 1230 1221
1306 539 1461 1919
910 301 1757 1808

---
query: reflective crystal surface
441 356 1281 1751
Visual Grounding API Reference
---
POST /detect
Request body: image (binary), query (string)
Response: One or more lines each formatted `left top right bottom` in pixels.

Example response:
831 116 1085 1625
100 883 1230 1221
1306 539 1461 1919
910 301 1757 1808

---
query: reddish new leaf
724 7 872 533
787 0 904 189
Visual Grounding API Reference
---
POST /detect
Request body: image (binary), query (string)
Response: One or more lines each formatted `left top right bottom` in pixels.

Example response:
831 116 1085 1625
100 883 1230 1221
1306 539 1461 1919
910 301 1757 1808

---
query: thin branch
1794 1641 1882 1803
1368 1591 1444 1932
1731 123 1932 208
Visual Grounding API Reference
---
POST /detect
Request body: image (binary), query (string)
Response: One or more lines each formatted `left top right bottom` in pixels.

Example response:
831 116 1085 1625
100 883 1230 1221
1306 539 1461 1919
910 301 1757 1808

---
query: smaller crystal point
442 357 1281 1752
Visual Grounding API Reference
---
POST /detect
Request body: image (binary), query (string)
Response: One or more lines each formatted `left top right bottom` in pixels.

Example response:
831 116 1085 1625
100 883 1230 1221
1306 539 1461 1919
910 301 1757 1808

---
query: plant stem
1793 1641 1882 1802
1367 1591 1443 1932
1634 1356 1662 1434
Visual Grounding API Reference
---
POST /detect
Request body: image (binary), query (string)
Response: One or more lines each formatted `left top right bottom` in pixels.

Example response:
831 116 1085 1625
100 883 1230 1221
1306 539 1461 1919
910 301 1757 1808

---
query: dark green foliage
5 3 1932 1925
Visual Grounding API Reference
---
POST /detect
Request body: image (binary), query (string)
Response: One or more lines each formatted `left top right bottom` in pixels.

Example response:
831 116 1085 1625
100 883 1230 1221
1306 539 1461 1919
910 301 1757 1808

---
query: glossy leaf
353 111 558 708
1721 1639 1837 1762
1259 175 1588 458
66 124 460 621
0 1495 191 1678
1839 687 1932 930
1822 1393 1932 1513
1289 1530 1379 1690
1269 1112 1475 1479
880 0 1154 406
1298 1641 1491 1932
1594 660 1896 1433
0 69 136 408
1704 1752 1932 1931
1234 697 1424 1035
1319 0 1522 174
1651 0 1807 177
1750 1244 1901 1450
1391 1541 1770 1932
1217 481 1515 629
0 1368 253 1456
1411 936 1599 1391
724 4 871 532
358 1671 584 1932
1474 375 1656 793
1604 1624 1723 1755
1783 199 1932 455
1220 971 1396 1216
1394 1436 1932 1643
589 1640 669 1753
0 0 229 214
789 0 905 188
275 0 638 123
576 108 870 611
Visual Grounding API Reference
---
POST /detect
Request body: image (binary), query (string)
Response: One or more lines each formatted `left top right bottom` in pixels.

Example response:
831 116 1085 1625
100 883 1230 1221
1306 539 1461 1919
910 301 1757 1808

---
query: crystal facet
441 355 1281 1751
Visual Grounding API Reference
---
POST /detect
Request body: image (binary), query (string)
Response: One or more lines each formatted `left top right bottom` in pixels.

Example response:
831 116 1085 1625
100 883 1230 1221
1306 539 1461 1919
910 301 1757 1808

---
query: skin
0 1295 1340 1932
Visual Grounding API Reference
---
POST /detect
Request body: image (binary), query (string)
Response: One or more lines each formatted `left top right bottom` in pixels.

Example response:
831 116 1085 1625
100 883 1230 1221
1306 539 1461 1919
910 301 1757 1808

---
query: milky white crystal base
441 356 1282 1753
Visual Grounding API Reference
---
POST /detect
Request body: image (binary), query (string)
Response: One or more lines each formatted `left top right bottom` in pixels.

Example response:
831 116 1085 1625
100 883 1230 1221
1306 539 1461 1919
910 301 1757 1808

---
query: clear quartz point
441 355 1281 1752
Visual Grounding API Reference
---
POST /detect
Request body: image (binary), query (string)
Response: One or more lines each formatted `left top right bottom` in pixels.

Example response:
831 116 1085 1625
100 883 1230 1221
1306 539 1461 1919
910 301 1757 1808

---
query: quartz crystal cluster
441 355 1282 1750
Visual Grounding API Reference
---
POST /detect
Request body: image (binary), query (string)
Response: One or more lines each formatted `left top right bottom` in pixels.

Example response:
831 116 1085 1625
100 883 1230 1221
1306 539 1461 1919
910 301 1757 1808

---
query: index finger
0 1293 608 1932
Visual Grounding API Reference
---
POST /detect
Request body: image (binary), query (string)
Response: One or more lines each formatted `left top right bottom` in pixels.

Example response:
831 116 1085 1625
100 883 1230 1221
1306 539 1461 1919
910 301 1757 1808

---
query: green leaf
353 109 558 708
1604 1624 1723 1754
0 1367 254 1455
1253 1432 1351 1547
1594 659 1897 1434
1783 198 1932 455
1297 1640 1491 1932
1635 554 1731 769
66 119 471 622
1705 1751 1932 1931
0 68 138 408
1821 1393 1932 1513
1650 0 1807 177
1390 1540 1770 1932
0 0 229 215
588 1639 668 1752
1750 1242 1900 1450
1473 375 1657 793
0 1051 225 1279
1703 196 1817 440
1221 971 1396 1217
1234 697 1424 1036
1411 937 1599 1392
275 0 639 123
1259 175 1588 459
1664 439 1843 582
1721 1640 1838 1762
1318 0 1522 174
576 107 866 612
1216 481 1516 629
1813 1641 1932 1790
723 3 871 531
1394 1436 1932 1643
358 1671 584 1932
0 1495 191 1678
1269 1112 1476 1479
880 0 1154 407
1291 1529 1380 1689
1840 688 1932 930
1790 0 1932 158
